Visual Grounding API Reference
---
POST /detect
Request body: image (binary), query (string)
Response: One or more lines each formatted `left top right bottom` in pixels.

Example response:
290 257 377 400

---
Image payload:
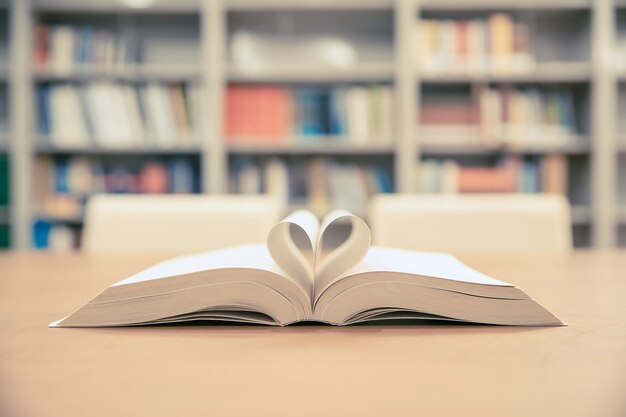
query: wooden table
1 251 625 417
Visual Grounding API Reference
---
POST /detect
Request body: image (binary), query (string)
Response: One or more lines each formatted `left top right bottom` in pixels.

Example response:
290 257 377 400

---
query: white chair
82 194 283 254
368 194 572 253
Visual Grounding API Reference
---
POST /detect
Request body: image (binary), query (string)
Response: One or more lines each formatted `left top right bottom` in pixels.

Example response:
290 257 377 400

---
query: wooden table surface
1 251 625 417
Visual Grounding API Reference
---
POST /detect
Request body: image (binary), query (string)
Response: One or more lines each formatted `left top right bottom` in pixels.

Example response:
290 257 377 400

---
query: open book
51 210 563 327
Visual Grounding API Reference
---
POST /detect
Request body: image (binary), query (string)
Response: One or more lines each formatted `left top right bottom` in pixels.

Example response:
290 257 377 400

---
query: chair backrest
368 194 572 253
82 194 283 254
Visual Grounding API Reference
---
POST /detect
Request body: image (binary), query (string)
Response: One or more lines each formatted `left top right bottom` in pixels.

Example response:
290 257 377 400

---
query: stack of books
225 85 394 146
416 154 568 195
34 24 137 73
416 13 535 74
230 157 393 217
37 83 198 148
420 86 579 147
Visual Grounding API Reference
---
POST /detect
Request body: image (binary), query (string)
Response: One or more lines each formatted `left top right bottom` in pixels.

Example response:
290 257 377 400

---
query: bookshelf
2 0 624 250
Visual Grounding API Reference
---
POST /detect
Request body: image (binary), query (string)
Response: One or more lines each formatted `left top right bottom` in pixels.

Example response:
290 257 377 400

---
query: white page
314 210 371 300
343 246 512 286
113 244 284 287
266 210 319 296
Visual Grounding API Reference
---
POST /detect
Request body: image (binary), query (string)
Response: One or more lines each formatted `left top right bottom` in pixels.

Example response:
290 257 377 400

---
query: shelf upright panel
10 0 34 250
202 0 226 194
395 0 417 193
591 0 617 247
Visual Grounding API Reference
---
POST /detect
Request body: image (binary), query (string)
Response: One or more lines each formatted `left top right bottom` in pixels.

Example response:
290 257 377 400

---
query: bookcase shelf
36 144 202 155
419 63 592 84
227 64 395 83
418 0 591 11
31 0 200 13
228 143 394 155
1 0 622 250
227 0 394 11
33 66 202 83
420 140 590 156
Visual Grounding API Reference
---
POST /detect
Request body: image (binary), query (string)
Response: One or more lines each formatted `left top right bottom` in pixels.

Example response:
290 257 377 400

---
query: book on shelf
37 82 198 148
34 156 198 222
34 24 137 73
420 85 580 147
230 157 393 217
0 153 8 206
51 209 563 327
416 13 534 74
225 85 393 146
416 155 568 195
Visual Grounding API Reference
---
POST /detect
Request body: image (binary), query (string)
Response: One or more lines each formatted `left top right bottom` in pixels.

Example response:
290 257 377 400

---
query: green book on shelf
0 154 9 206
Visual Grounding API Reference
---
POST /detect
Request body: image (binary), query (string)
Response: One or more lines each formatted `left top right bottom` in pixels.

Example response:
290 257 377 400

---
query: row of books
35 157 198 221
416 154 568 195
420 86 579 146
416 14 534 74
37 83 198 148
225 85 394 146
34 24 138 73
230 157 393 217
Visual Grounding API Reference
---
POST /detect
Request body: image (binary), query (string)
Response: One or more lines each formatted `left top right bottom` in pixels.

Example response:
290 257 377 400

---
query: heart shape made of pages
266 210 371 298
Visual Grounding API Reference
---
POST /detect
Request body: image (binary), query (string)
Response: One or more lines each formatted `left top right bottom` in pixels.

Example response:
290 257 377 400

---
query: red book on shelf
34 24 50 71
225 85 291 145
139 163 170 194
420 103 477 125
456 21 469 65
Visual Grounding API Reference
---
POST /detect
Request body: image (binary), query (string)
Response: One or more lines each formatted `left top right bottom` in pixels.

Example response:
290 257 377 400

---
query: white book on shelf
50 85 89 147
377 86 393 146
264 158 289 210
145 83 177 147
467 19 487 73
346 86 369 145
84 83 131 147
478 87 503 145
239 163 261 194
50 26 75 74
121 85 146 146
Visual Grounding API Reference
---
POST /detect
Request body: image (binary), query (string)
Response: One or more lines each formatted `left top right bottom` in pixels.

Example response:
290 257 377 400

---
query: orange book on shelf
541 154 568 195
458 157 519 193
488 13 514 71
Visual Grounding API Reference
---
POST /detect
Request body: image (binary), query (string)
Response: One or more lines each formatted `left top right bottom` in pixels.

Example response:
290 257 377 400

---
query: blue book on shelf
521 160 539 193
295 88 324 137
169 158 196 194
373 167 393 193
54 159 71 194
33 219 52 249
75 26 94 67
37 86 51 137
328 89 345 136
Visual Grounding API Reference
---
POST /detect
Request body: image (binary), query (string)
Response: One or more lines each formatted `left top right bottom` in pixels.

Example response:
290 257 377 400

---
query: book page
344 246 512 286
314 210 371 301
113 244 285 286
267 210 319 297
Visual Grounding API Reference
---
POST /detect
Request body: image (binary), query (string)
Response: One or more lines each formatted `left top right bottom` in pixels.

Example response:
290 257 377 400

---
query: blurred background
0 0 624 252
